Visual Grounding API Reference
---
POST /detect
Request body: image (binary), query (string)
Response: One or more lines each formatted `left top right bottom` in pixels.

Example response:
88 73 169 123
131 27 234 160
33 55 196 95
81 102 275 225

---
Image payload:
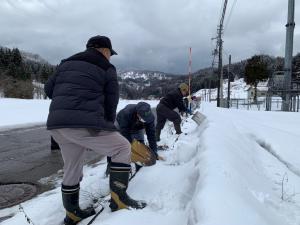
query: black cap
86 35 117 56
136 102 154 123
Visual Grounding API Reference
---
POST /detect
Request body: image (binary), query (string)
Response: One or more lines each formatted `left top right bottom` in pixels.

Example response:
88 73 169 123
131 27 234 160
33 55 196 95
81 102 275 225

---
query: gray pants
50 128 131 186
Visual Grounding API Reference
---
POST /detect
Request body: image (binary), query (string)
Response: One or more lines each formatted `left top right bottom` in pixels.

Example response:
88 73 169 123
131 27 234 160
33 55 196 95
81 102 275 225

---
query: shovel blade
131 140 156 166
191 111 206 125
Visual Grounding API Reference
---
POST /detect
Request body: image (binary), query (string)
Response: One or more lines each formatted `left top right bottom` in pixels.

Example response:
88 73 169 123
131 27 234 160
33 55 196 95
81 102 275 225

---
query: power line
224 0 237 32
218 0 226 25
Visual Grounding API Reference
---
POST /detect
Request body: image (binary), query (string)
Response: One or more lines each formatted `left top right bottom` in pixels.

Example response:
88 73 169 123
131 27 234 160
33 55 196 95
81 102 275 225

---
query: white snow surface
195 78 249 99
0 99 300 225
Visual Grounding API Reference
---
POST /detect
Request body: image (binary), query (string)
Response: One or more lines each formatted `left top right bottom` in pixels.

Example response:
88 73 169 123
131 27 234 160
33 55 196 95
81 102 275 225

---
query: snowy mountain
117 70 182 99
21 51 49 65
0 46 49 65
118 70 173 81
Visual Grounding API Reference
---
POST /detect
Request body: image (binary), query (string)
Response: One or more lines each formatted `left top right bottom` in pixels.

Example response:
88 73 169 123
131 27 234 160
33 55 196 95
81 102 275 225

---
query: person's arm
117 111 132 142
104 67 119 122
145 121 157 154
176 95 187 112
44 71 58 99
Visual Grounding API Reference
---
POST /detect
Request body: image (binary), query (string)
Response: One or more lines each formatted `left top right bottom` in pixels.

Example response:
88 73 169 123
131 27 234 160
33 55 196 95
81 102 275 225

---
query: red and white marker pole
188 47 192 97
188 47 192 111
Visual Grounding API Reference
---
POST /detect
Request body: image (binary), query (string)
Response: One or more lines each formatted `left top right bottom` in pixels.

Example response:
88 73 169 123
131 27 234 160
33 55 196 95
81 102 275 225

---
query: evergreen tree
244 55 269 102
11 48 22 66
40 65 50 83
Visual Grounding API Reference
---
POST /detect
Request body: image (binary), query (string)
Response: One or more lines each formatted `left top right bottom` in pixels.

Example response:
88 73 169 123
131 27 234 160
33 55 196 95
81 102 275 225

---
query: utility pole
216 0 228 107
211 47 218 102
209 79 211 102
282 0 295 111
227 54 231 108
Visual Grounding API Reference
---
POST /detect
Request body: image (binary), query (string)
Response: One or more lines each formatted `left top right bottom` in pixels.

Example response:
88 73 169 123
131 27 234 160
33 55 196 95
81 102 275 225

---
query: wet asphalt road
0 107 158 191
0 125 102 190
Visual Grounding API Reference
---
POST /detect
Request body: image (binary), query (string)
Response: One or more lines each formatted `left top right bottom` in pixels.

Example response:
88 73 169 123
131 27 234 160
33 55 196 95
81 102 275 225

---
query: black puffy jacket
45 48 119 131
159 88 187 112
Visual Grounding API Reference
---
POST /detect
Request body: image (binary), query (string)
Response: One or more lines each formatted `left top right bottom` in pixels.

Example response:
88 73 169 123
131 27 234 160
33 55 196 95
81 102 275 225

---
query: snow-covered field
1 98 300 225
195 78 288 112
0 98 158 131
195 78 249 100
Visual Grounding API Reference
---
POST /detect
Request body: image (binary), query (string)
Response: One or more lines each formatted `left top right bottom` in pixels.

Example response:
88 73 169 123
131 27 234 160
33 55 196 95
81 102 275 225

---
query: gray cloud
0 0 299 73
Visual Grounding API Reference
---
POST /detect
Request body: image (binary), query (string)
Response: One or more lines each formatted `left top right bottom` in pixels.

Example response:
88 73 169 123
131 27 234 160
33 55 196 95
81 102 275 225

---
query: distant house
234 74 239 81
294 71 300 80
269 70 300 91
246 80 268 99
271 71 285 90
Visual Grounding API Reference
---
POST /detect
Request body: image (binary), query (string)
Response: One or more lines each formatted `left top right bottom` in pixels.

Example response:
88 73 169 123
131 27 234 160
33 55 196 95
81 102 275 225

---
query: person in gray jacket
45 35 146 225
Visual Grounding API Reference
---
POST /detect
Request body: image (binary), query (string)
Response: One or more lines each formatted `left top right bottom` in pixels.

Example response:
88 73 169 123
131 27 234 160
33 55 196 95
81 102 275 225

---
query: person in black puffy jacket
45 35 146 225
155 83 191 141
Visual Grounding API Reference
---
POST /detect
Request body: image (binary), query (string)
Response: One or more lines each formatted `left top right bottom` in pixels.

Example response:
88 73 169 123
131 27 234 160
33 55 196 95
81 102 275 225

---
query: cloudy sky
0 0 299 74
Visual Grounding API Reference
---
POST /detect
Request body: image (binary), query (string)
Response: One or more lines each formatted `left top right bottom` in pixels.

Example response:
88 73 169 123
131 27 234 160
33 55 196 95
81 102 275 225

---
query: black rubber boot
109 162 147 211
62 184 95 225
155 129 161 142
174 121 182 135
105 157 111 177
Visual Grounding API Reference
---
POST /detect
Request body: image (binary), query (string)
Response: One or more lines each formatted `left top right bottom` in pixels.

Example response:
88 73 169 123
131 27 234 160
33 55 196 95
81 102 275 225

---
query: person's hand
186 108 193 115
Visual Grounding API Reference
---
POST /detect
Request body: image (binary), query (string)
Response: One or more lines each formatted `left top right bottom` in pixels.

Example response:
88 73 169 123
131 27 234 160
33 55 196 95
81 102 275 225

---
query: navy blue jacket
116 104 157 153
160 88 187 112
45 48 119 131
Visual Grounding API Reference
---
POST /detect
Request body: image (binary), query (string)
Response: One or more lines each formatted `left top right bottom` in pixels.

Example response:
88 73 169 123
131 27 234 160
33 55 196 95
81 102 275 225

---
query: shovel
191 111 206 125
131 140 157 166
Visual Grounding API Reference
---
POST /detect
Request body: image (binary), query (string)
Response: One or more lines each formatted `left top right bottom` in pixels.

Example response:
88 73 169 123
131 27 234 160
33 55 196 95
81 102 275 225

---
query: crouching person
117 102 157 157
106 102 158 173
45 35 146 225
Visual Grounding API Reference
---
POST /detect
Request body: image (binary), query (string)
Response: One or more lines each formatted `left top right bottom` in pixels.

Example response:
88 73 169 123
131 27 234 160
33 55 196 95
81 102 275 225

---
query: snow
1 98 300 225
119 71 169 81
195 78 249 99
0 98 157 131
0 98 50 131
